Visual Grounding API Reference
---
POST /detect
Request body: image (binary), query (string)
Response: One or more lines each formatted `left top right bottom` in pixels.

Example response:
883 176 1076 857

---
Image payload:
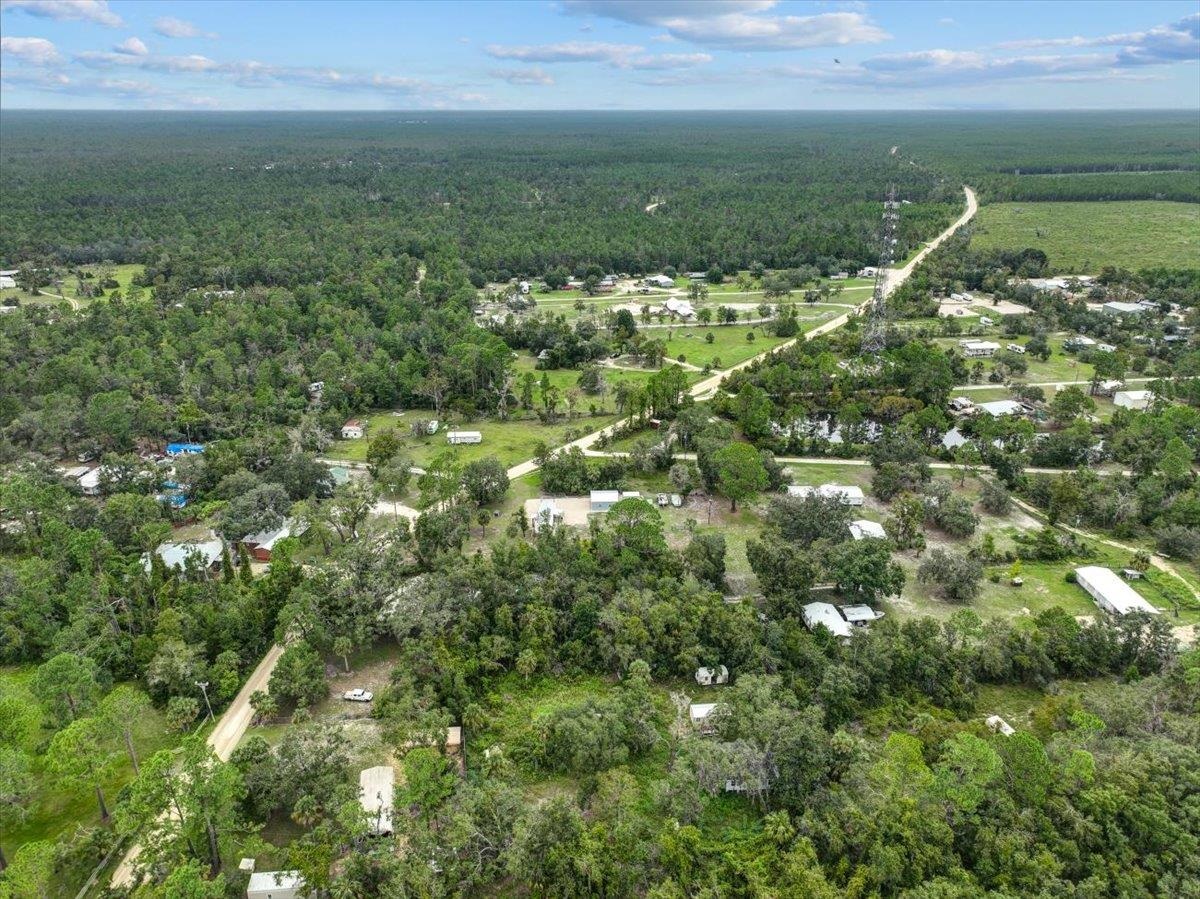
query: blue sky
1 1 1197 110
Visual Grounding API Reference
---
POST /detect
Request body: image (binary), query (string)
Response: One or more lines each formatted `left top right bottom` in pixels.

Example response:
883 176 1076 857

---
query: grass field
0 263 143 308
661 324 794 369
327 411 620 467
971 201 1200 273
936 334 1098 385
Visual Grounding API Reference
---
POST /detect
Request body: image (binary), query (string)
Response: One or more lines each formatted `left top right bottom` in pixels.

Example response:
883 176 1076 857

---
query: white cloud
998 13 1199 66
113 36 148 56
490 67 556 86
485 40 710 69
77 50 219 73
562 1 889 51
153 15 218 40
0 0 121 27
0 35 62 65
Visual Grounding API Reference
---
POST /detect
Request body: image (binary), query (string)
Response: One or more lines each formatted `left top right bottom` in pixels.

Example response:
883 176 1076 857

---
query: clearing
971 201 1200 272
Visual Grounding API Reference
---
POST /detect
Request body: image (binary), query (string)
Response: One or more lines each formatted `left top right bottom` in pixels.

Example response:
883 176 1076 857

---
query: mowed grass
326 411 620 467
662 324 791 369
0 667 182 889
971 201 1200 272
0 263 144 308
935 334 1098 385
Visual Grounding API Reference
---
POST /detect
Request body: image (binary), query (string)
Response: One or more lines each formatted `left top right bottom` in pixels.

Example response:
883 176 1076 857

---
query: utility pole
195 681 214 722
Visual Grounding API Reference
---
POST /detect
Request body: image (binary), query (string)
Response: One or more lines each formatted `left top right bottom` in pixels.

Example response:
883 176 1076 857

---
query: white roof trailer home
801 602 853 640
1074 566 1159 617
359 766 395 836
1113 390 1152 410
446 430 483 445
246 871 304 899
961 340 1000 358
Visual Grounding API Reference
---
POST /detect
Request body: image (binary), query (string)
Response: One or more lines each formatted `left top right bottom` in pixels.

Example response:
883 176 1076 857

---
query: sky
1 0 1198 111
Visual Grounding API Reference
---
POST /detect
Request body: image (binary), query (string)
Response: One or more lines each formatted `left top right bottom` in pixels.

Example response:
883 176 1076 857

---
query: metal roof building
1074 566 1159 617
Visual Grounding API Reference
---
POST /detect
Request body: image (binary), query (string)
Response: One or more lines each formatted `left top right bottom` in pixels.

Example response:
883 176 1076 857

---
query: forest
2 110 1199 897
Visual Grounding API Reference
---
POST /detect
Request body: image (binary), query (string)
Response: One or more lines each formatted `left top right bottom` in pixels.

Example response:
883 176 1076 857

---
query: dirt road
507 186 979 481
111 644 286 887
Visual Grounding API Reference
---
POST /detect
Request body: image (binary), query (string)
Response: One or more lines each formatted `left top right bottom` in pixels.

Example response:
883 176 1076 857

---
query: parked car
343 688 373 702
656 493 669 507
670 494 683 508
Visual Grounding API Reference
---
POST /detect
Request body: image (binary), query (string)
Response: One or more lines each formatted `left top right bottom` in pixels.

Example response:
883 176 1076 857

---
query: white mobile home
695 665 729 686
1074 566 1159 617
1102 301 1144 317
801 602 853 640
645 274 675 289
961 340 1000 358
446 430 483 445
143 539 225 574
976 400 1025 418
787 484 865 506
359 765 395 836
848 519 887 541
1113 390 1152 410
247 871 304 899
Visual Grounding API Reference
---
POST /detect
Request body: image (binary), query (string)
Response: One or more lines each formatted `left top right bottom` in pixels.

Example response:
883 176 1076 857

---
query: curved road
507 186 978 480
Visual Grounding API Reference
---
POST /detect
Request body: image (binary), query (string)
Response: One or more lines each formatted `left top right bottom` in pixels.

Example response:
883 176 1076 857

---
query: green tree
0 747 33 871
366 427 402 477
713 442 768 511
462 457 510 506
31 652 104 726
270 643 328 710
400 747 455 823
99 684 152 774
44 716 117 821
0 840 54 897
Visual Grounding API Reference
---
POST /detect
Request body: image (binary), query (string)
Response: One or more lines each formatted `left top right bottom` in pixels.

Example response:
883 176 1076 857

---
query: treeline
0 111 959 281
978 170 1200 204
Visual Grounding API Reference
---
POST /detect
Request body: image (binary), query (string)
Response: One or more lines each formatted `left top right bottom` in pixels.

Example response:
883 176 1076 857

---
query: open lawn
0 263 143 309
662 324 794 369
935 334 1098 385
971 201 1200 273
326 411 620 467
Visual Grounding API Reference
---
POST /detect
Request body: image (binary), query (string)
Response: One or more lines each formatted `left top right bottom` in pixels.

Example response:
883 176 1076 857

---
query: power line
860 185 899 355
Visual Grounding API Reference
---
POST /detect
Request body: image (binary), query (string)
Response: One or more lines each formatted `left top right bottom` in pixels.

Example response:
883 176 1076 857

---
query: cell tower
860 185 900 355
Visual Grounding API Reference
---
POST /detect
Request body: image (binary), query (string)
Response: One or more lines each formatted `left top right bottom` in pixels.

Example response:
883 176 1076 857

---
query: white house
801 602 853 640
341 419 365 440
942 427 969 450
1102 301 1144 316
247 871 304 899
840 604 885 626
447 430 483 445
961 340 1000 358
359 765 395 837
1113 390 1152 410
532 499 564 533
663 297 696 319
0 276 15 290
977 400 1025 417
848 519 887 541
646 274 675 289
144 539 225 574
241 518 306 562
787 484 865 506
1074 566 1159 617
695 665 729 686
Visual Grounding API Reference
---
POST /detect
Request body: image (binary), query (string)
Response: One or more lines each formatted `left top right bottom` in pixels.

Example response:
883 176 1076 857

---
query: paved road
507 186 979 481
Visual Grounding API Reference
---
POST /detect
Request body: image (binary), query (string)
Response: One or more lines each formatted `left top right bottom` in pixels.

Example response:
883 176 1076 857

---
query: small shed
590 489 621 512
694 665 729 686
689 702 718 733
341 419 365 440
241 518 306 562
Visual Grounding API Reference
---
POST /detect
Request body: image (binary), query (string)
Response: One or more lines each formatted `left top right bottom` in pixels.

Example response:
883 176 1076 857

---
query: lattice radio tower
860 185 900 355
